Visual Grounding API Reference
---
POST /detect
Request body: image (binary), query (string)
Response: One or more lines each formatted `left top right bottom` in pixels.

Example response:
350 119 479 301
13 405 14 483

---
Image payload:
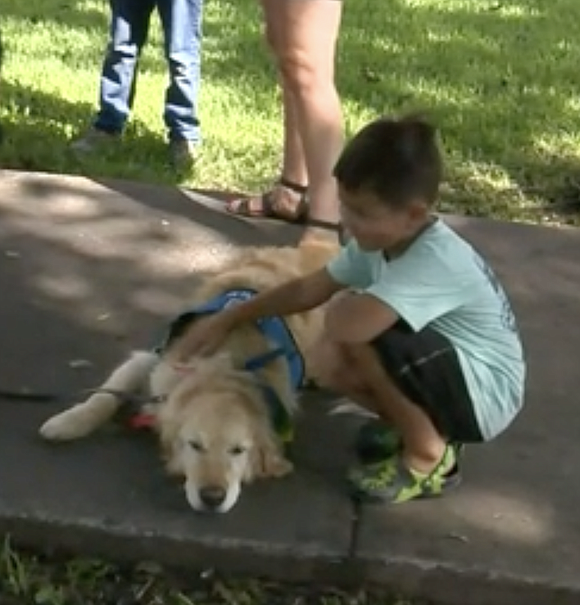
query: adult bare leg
229 0 343 242
271 0 343 242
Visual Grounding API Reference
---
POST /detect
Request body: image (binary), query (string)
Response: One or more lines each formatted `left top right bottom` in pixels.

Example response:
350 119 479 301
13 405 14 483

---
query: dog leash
0 387 161 405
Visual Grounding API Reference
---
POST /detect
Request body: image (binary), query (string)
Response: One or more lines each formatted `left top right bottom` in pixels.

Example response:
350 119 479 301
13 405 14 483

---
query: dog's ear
247 425 293 482
156 406 185 477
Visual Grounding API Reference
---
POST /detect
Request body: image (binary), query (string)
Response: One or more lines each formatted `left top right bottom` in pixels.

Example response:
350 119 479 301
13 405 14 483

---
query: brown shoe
70 127 119 154
169 139 197 171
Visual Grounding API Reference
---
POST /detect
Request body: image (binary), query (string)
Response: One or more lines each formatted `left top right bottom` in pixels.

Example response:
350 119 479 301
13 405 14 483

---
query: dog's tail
328 398 378 419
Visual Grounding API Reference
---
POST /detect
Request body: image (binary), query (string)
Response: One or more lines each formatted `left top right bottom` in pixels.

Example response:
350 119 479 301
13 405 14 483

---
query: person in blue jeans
72 0 203 169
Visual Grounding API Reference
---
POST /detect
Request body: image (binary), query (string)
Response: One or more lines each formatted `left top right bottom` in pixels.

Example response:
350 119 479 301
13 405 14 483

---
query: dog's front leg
39 351 158 441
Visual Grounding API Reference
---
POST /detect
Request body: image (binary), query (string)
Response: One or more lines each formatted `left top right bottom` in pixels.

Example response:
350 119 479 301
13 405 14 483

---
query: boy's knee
312 339 369 393
309 338 347 391
338 341 375 366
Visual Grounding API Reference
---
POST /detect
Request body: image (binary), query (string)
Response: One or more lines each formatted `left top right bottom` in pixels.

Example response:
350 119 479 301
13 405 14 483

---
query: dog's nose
199 486 227 508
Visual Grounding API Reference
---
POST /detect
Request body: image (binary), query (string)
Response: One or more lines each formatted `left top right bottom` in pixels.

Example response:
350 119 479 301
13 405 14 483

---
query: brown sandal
227 177 309 223
228 176 346 243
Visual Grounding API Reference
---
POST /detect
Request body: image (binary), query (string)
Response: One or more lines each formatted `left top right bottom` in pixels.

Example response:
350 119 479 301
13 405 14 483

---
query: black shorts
371 320 483 443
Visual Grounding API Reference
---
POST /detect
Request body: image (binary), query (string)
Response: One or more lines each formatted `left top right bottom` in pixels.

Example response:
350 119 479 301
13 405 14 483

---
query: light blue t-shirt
326 218 526 440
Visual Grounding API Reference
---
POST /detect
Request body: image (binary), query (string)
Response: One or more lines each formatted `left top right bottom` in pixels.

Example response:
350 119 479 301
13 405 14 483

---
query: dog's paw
269 456 294 478
39 409 96 441
278 458 294 477
248 448 294 482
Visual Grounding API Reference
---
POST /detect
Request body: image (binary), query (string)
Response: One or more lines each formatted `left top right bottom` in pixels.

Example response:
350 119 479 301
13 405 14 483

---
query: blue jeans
94 0 203 142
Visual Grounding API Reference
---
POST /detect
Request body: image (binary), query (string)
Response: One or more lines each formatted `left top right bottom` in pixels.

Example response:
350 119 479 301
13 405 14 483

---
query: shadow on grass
0 80 183 185
0 0 187 75
334 0 580 216
2 0 580 222
200 0 580 221
0 0 107 35
0 0 200 184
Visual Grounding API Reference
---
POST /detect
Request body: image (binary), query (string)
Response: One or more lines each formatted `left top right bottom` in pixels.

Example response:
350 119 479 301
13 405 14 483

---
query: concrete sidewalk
0 169 579 605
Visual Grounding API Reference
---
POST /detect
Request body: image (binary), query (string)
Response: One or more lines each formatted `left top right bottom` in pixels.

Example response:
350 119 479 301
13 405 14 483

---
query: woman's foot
227 176 343 244
227 177 309 222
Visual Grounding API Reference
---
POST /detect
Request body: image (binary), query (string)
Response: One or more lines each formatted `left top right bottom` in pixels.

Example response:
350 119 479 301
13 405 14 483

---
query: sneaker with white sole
70 127 119 154
169 139 197 171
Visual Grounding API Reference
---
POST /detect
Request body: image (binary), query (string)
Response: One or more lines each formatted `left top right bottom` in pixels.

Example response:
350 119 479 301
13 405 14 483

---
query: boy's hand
178 313 234 360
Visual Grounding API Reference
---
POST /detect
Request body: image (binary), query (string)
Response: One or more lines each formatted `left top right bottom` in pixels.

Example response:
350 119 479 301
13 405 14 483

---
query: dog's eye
188 440 204 452
229 445 246 456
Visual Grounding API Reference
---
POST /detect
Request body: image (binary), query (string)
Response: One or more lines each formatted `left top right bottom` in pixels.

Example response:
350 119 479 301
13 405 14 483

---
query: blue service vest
157 289 304 441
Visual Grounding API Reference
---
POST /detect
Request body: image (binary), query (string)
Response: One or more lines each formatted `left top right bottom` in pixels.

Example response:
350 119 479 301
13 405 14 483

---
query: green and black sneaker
348 443 462 504
355 418 465 463
355 418 402 463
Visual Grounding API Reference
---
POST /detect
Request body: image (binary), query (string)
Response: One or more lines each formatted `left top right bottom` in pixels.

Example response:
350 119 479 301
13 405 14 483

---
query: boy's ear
408 199 429 221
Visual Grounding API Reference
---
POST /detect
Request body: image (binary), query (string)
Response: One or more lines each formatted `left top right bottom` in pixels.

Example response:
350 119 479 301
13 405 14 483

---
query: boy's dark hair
333 114 443 208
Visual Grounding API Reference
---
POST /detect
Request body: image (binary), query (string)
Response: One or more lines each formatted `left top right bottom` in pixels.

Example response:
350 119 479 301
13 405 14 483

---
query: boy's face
338 185 429 253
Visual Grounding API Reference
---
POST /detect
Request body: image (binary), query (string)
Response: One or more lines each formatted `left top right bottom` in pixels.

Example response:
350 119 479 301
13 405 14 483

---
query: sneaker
348 444 461 504
355 419 401 463
355 418 466 464
70 127 119 154
169 139 196 171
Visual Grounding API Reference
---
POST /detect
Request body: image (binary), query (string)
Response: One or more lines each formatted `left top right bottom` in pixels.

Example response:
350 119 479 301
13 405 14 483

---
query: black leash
0 387 163 407
0 389 65 403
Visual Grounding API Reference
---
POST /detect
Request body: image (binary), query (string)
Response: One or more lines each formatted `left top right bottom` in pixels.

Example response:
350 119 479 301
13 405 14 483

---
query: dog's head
156 356 293 514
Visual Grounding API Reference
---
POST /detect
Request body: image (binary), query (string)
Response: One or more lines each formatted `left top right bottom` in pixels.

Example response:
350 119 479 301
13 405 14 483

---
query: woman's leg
228 0 309 222
263 2 310 215
274 0 343 241
280 85 308 188
229 0 343 242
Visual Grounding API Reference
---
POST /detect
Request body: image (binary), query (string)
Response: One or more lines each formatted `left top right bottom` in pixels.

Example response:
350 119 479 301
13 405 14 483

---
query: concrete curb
0 513 352 586
3 509 578 605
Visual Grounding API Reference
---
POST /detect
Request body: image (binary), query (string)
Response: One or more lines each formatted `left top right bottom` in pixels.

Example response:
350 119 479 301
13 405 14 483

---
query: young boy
179 114 526 504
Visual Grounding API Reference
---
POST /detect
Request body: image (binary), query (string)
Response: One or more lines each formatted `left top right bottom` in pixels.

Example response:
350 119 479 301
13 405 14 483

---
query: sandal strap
306 219 349 246
231 196 265 218
306 218 342 232
278 177 308 195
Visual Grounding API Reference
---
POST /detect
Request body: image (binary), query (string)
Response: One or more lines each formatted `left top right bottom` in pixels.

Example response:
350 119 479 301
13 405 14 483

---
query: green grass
1 0 580 225
1 538 413 605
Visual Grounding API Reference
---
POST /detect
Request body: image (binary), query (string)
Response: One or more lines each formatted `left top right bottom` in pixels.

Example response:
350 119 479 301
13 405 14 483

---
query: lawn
1 0 580 225
1 539 413 605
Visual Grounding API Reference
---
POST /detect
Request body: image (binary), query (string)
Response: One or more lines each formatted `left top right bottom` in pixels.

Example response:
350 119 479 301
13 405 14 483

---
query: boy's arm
178 268 346 359
325 293 399 344
225 268 345 327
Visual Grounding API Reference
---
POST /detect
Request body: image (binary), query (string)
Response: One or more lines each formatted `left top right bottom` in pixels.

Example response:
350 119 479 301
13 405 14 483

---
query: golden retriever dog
39 241 338 514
